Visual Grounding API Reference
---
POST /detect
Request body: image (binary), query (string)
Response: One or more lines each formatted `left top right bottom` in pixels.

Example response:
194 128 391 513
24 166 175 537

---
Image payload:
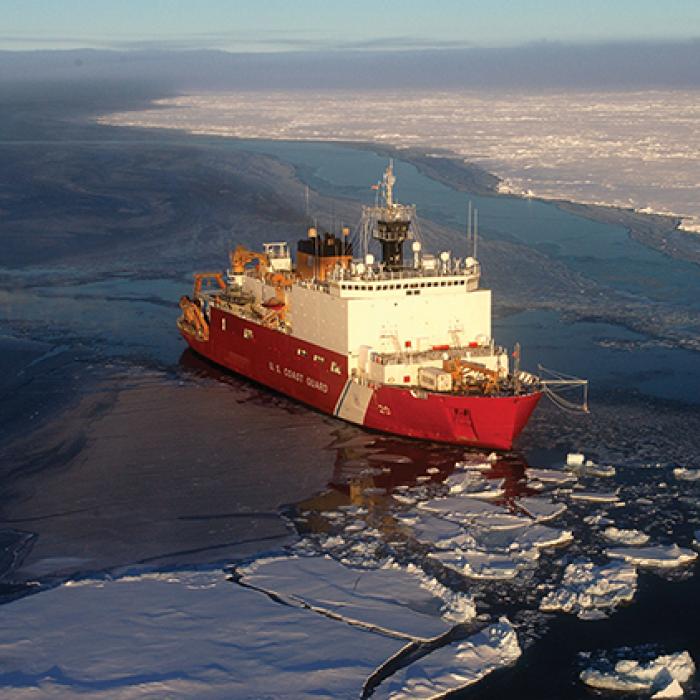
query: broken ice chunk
603 527 650 546
429 549 522 580
510 524 573 550
405 513 476 550
236 555 476 641
517 497 567 522
567 453 586 467
446 472 505 499
525 468 577 485
580 651 695 696
418 495 503 519
570 490 620 503
540 560 636 619
673 467 700 482
372 617 521 699
606 544 698 569
454 459 492 472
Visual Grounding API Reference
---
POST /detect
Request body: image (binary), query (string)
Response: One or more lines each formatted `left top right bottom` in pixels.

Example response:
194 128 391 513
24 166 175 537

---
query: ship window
330 361 342 375
415 290 421 295
441 281 446 286
297 348 308 357
313 354 325 363
221 318 226 331
243 328 254 340
459 280 465 285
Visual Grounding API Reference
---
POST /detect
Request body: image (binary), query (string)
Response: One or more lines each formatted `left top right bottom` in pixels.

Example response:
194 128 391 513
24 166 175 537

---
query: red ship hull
180 306 541 450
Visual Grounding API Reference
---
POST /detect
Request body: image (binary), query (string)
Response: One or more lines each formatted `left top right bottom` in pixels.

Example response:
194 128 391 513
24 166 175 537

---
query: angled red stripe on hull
363 385 541 450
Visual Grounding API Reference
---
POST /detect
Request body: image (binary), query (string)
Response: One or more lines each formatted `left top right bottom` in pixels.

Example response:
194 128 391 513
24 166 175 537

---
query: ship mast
361 161 416 271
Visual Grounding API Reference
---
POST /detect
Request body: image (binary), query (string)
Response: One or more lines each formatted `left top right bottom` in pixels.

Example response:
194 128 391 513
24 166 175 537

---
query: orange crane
230 245 270 276
443 358 501 394
178 296 209 340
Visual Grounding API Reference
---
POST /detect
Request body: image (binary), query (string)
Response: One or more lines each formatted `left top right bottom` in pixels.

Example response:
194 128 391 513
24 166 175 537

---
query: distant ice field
99 89 700 233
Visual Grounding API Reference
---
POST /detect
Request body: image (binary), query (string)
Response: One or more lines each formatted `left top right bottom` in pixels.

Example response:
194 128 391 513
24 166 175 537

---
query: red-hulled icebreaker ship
178 163 587 449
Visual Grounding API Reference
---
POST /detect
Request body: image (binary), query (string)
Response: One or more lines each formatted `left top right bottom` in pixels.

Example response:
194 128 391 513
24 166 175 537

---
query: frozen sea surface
99 89 700 232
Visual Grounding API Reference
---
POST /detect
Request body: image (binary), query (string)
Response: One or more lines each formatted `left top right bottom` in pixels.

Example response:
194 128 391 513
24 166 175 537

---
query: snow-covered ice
236 555 476 640
429 548 522 580
606 544 698 569
602 527 650 546
673 467 700 482
446 472 504 499
97 89 700 232
570 489 620 503
372 617 521 699
401 512 476 550
0 569 408 699
525 467 577 485
517 496 567 522
567 453 586 467
580 651 695 696
540 560 637 619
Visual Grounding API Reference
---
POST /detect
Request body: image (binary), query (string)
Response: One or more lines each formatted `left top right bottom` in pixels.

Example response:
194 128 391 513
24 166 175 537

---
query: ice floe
525 467 577 485
540 560 637 619
0 569 407 699
429 548 522 580
673 467 700 482
517 496 567 522
570 489 620 503
603 526 650 546
567 453 586 467
236 555 476 640
446 472 504 499
580 651 695 696
606 544 698 569
372 617 521 699
401 512 476 550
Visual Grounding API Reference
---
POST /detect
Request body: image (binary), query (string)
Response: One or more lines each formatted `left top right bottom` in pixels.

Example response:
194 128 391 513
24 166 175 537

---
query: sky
2 0 700 52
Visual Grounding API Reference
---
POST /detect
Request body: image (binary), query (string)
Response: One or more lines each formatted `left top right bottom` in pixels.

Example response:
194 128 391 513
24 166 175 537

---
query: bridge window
243 328 254 340
297 348 307 357
313 354 325 363
330 361 342 375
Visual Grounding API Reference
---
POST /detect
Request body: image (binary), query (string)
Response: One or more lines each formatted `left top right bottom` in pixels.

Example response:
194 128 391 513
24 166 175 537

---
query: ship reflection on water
180 346 533 513
295 439 531 537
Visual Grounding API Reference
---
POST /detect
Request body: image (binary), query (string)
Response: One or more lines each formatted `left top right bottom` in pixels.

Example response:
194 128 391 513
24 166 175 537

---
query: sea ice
673 467 700 482
510 524 574 550
570 490 620 503
606 544 698 569
567 453 586 467
603 527 650 546
429 548 521 580
404 512 476 550
0 569 407 699
372 617 521 699
517 496 567 522
454 458 492 472
580 651 695 696
540 560 637 619
236 555 476 640
446 472 505 499
418 495 503 519
525 467 577 485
